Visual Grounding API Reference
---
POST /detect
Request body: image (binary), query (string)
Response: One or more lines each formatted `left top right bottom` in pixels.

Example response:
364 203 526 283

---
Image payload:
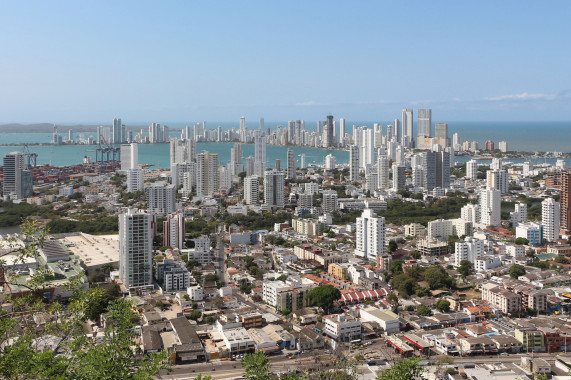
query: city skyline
1 1 570 122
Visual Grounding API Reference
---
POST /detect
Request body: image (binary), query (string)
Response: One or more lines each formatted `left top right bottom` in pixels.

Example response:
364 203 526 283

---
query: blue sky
1 1 570 123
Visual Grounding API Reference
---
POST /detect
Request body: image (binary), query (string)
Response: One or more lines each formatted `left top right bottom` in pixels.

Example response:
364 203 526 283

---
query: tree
276 274 288 282
307 285 342 313
514 237 529 245
212 295 225 309
189 310 202 321
509 264 526 279
377 357 423 380
388 240 398 253
240 283 252 294
411 251 421 260
435 299 451 313
533 261 550 269
424 265 455 290
241 352 271 380
457 260 474 279
391 274 416 297
389 260 404 274
416 304 432 316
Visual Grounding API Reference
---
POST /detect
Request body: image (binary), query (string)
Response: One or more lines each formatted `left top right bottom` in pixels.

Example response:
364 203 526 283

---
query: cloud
295 100 318 106
485 92 558 101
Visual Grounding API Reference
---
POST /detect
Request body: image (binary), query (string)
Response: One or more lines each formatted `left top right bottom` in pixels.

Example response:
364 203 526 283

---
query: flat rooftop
60 233 119 267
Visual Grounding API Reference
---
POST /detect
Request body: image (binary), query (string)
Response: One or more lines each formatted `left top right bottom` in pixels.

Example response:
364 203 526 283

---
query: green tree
533 261 550 270
435 299 451 313
377 357 423 380
189 310 202 321
390 274 416 297
388 240 398 253
416 304 432 316
410 251 421 260
307 285 342 313
509 264 526 279
424 265 455 290
276 274 288 282
514 237 529 245
241 352 271 380
457 260 474 279
389 260 404 274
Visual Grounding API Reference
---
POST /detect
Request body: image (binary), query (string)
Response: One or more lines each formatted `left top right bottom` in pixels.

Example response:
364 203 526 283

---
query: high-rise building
2 152 32 200
244 176 260 205
113 117 122 144
361 128 374 168
487 169 509 195
298 193 313 210
349 145 360 182
121 143 138 171
286 149 296 179
434 123 449 148
163 211 185 250
197 152 219 197
542 198 560 242
245 156 255 177
323 115 335 148
510 202 527 228
422 151 450 190
322 190 338 213
119 209 153 291
394 118 401 144
479 189 501 226
324 154 336 170
498 141 508 153
402 108 413 147
561 171 571 232
145 183 176 216
485 140 495 152
453 132 461 150
392 165 406 191
466 160 478 180
300 154 306 169
339 118 346 146
126 168 144 193
218 165 232 192
366 172 378 192
417 109 432 139
454 237 485 266
264 170 285 208
355 209 386 261
377 155 390 190
254 130 266 177
230 143 243 176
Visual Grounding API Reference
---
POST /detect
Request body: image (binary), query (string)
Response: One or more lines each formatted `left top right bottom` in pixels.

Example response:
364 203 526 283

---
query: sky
1 1 570 124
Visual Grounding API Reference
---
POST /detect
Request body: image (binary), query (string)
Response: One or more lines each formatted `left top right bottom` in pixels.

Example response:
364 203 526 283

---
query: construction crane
95 136 120 171
22 144 37 168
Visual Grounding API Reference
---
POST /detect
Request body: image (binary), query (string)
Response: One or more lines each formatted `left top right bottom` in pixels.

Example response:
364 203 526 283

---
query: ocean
0 121 569 168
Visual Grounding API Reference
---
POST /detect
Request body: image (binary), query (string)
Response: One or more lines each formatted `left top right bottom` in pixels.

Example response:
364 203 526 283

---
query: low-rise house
490 335 522 353
295 327 325 350
324 313 361 341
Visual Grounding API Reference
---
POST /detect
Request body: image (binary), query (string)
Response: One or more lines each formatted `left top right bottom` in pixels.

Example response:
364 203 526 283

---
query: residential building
264 170 285 208
510 202 528 228
454 237 485 266
254 130 266 177
286 149 296 179
481 283 521 314
466 160 478 180
322 190 338 213
417 109 432 139
349 145 359 182
324 154 336 170
377 155 390 190
145 182 176 216
324 314 362 341
514 328 545 352
196 152 219 197
355 209 386 261
479 189 501 226
156 259 192 292
404 223 426 237
119 209 153 291
428 218 472 240
180 236 211 266
392 164 406 191
163 211 185 249
244 176 260 205
3 152 32 199
542 198 560 242
516 222 543 245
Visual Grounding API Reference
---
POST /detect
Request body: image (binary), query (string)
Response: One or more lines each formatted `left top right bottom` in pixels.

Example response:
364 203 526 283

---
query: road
214 224 226 283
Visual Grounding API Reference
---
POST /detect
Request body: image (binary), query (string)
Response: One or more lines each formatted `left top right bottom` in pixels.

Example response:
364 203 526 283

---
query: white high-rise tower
542 198 560 242
254 130 266 177
119 209 153 291
355 209 386 261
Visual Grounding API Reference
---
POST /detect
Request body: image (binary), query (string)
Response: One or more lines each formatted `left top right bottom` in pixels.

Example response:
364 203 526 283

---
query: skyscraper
322 190 338 213
121 143 139 171
286 149 296 179
325 154 336 170
402 108 413 147
394 118 401 144
163 211 185 250
561 171 571 232
244 176 260 205
377 155 390 190
486 169 509 195
355 209 386 261
112 117 122 144
466 160 478 180
230 143 243 176
392 165 406 191
264 170 285 208
254 130 266 177
323 115 334 148
119 209 153 291
349 145 360 182
2 152 32 199
479 189 501 226
339 118 346 147
417 109 432 139
145 183 176 216
434 123 449 148
422 151 450 190
197 152 219 197
542 198 560 242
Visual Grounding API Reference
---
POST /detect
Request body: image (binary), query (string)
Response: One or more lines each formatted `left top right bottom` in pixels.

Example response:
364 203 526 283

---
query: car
230 357 236 361
500 352 509 356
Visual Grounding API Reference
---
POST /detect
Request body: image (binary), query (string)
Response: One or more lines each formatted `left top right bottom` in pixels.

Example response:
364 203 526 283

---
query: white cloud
485 92 557 101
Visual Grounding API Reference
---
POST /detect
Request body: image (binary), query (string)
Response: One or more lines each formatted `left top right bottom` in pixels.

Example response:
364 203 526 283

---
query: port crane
22 144 37 168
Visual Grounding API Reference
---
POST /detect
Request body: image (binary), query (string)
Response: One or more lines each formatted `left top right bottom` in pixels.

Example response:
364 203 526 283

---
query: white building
428 219 472 240
126 168 144 193
322 190 338 213
498 141 508 153
516 222 543 246
349 145 360 182
510 202 527 228
454 237 485 266
542 198 560 242
119 209 153 291
121 143 138 171
163 211 185 250
479 189 501 226
466 160 478 180
181 236 211 266
487 169 509 195
254 130 266 177
359 307 399 335
304 182 319 195
187 285 204 301
244 176 260 205
264 170 285 208
355 209 385 261
324 314 362 341
325 154 336 170
145 183 176 216
475 256 502 272
461 204 480 225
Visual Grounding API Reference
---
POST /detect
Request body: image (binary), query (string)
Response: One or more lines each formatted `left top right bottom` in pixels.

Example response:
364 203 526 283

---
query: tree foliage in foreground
0 219 169 379
377 357 423 380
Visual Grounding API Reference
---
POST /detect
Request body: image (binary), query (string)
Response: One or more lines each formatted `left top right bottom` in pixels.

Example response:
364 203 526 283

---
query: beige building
481 283 521 314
